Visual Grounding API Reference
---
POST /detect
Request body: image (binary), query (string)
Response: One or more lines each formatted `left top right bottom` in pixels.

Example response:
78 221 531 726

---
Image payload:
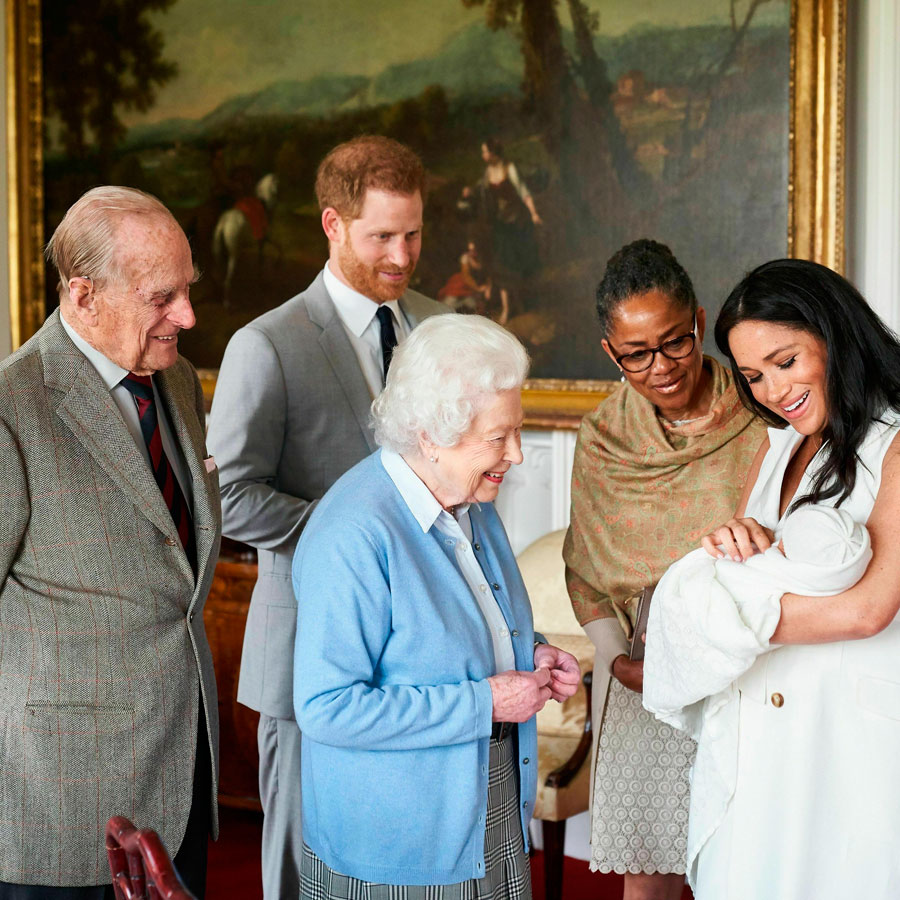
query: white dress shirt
381 448 516 674
59 312 193 513
322 263 410 398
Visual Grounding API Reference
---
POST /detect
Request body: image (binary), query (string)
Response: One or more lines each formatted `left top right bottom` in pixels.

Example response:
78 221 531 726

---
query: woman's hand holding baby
701 517 776 562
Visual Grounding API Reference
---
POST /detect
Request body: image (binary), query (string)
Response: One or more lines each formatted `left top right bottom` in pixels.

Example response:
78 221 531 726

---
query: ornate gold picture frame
7 0 845 429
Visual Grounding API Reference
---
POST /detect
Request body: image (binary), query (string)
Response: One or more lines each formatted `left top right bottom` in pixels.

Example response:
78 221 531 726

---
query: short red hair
315 135 425 219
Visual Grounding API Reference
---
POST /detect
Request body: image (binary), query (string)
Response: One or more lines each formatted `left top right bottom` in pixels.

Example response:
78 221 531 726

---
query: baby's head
780 507 867 567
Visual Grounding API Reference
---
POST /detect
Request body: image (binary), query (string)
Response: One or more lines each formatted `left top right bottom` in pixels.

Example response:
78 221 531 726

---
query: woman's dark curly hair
715 257 900 511
595 239 697 337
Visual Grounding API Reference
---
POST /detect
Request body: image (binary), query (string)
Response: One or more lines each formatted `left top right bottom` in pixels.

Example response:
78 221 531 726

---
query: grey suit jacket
0 310 222 887
206 271 448 718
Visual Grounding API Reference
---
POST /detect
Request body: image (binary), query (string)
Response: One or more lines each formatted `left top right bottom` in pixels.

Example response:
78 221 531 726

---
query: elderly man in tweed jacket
0 187 222 899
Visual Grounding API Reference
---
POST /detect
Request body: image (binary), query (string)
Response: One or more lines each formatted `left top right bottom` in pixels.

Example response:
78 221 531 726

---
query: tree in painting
42 0 177 170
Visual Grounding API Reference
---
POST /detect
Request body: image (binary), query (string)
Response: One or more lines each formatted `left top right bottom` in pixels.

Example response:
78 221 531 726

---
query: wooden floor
207 807 694 899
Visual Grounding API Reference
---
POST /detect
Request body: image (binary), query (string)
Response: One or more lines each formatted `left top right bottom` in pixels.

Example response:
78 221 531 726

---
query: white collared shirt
59 312 193 513
322 263 410 398
380 448 516 674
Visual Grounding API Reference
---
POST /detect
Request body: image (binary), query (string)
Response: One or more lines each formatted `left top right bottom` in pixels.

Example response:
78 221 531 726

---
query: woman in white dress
692 258 900 899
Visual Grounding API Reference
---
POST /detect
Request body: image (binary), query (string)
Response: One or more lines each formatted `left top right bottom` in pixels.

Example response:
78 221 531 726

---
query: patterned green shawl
564 357 767 634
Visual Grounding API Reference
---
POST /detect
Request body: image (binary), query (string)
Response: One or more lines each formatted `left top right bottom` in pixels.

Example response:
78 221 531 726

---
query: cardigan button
511 630 519 637
523 757 530 765
771 692 785 708
164 537 177 547
473 542 481 551
491 582 500 591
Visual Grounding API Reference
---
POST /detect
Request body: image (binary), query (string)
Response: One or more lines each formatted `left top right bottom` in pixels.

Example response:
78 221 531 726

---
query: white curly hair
371 314 529 455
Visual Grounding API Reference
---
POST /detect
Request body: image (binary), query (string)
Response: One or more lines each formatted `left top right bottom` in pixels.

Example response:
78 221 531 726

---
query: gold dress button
164 537 177 547
771 692 784 708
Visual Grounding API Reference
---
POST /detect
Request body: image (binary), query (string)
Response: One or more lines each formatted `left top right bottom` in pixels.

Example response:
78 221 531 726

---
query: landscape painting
39 0 793 381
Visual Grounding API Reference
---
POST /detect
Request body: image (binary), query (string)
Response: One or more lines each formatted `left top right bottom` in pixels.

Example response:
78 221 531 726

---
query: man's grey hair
45 185 176 301
372 314 529 455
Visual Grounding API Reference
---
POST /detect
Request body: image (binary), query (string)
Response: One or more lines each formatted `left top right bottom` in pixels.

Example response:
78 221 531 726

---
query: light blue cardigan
292 450 539 885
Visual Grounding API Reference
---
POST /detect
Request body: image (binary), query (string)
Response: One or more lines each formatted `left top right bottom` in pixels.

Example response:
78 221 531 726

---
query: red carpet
208 807 693 899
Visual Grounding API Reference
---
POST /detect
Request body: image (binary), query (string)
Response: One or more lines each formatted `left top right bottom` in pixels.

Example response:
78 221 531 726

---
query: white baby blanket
641 505 871 877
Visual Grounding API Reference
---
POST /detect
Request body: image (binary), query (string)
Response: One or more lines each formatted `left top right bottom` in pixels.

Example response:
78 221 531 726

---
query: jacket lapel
42 319 177 541
306 274 378 452
155 365 219 591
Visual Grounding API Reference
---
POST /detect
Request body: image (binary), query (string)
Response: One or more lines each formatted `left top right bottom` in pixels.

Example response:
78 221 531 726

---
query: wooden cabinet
204 555 262 810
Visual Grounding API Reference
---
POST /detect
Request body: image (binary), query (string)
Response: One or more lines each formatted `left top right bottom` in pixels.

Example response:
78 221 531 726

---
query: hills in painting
120 21 780 150
42 6 791 379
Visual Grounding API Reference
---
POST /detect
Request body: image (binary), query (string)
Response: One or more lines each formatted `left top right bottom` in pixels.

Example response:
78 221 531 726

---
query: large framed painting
8 0 844 427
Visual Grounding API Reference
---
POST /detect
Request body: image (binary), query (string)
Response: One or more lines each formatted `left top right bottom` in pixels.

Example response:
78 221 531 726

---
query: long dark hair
716 258 900 510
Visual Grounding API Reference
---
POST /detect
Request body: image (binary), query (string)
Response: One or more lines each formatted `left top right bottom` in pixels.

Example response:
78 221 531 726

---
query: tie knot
375 305 394 329
121 372 154 400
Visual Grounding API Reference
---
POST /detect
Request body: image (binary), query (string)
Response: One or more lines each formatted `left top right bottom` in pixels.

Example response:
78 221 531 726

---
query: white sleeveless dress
693 414 900 899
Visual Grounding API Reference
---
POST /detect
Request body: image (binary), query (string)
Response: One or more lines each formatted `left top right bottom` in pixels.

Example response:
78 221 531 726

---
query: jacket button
523 757 529 765
771 692 784 708
164 537 177 547
188 612 195 622
491 582 500 591
473 542 481 551
511 630 519 637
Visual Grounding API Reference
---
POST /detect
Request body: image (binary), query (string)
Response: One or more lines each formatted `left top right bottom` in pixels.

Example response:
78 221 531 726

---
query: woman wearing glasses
563 239 766 899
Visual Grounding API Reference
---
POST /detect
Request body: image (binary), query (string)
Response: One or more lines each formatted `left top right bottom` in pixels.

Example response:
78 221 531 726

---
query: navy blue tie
375 306 398 382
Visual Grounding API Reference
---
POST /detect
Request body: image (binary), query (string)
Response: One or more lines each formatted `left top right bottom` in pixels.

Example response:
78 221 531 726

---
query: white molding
849 0 900 330
494 430 577 555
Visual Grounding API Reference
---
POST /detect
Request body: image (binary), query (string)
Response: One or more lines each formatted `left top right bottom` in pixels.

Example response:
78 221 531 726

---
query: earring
429 455 437 463
618 367 626 383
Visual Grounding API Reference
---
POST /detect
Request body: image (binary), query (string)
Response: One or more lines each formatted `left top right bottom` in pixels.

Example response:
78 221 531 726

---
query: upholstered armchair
517 529 594 900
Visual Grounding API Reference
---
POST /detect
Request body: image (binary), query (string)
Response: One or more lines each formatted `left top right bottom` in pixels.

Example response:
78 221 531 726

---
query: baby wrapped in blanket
641 505 871 877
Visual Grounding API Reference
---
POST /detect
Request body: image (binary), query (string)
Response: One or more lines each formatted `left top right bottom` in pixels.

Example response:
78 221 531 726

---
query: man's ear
321 207 345 244
67 277 99 326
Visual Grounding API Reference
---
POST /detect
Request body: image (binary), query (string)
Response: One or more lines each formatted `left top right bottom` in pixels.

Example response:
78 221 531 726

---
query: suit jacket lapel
42 319 177 541
398 292 432 329
306 273 378 452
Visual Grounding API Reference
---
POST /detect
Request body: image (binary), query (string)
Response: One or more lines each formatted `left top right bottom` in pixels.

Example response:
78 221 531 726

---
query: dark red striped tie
121 373 196 572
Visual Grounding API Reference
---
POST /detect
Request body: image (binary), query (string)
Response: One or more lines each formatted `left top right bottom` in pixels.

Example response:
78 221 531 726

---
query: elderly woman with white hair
292 314 580 900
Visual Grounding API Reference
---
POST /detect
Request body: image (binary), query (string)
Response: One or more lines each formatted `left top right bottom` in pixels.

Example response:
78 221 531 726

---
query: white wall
847 0 900 330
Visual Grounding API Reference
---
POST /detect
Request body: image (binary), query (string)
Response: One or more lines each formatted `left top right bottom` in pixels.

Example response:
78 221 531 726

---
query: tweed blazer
0 311 222 887
206 271 448 718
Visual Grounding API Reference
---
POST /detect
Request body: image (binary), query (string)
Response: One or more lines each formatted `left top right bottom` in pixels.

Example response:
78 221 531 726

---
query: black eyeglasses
609 319 698 373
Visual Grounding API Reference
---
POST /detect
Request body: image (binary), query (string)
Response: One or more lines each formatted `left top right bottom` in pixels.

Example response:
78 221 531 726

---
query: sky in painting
132 0 789 124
